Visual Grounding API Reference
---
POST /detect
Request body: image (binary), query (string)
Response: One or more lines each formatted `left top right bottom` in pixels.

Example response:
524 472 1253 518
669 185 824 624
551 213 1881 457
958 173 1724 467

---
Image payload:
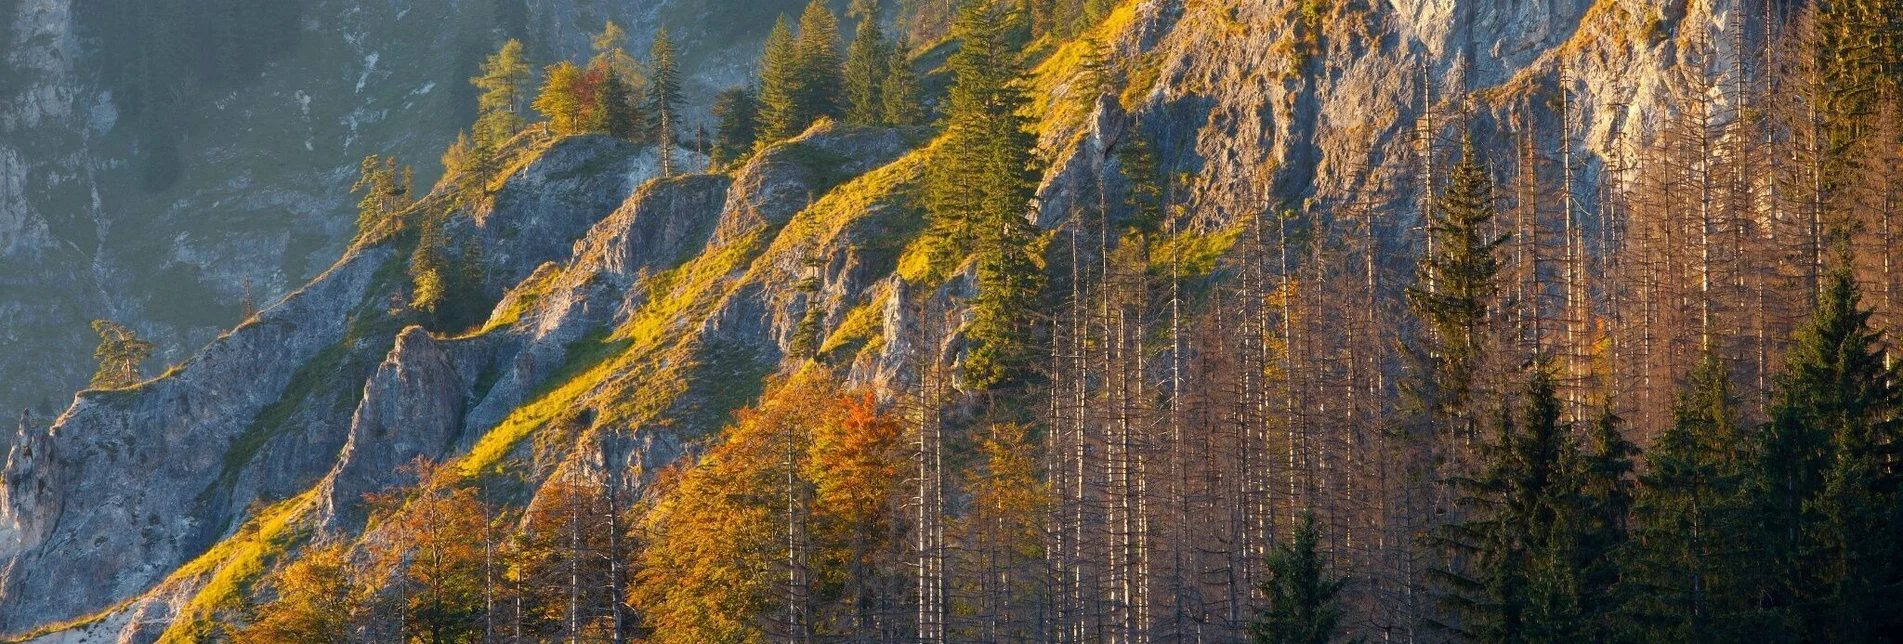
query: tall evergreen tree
711 85 761 168
1576 406 1637 635
1431 366 1587 643
1753 259 1903 638
1616 351 1756 642
596 65 642 141
843 0 892 125
648 28 684 175
351 154 413 241
926 1 1043 390
794 0 846 123
471 39 532 149
881 39 926 126
1250 511 1349 644
1407 134 1509 440
757 16 805 144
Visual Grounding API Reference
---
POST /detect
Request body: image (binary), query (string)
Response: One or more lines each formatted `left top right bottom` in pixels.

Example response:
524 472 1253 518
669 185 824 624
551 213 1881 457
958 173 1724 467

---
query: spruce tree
1406 134 1508 440
926 1 1042 390
843 0 891 125
711 85 760 168
597 66 642 141
1615 351 1754 641
1430 365 1587 643
757 16 805 144
471 39 532 149
1250 511 1348 644
648 28 683 175
1754 259 1903 637
794 0 846 123
1576 406 1637 634
881 39 926 126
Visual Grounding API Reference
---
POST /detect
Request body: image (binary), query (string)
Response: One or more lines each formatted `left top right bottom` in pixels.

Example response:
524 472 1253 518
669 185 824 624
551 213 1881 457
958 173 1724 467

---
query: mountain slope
0 0 1768 639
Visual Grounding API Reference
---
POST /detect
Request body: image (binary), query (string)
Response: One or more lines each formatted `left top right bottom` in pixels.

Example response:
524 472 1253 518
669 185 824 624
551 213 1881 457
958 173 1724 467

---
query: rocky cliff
0 0 1752 639
0 0 815 425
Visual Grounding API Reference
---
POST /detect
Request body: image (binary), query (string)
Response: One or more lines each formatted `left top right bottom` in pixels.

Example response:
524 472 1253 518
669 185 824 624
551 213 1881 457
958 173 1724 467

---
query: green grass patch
818 287 889 360
1147 224 1243 278
156 489 319 644
458 329 632 480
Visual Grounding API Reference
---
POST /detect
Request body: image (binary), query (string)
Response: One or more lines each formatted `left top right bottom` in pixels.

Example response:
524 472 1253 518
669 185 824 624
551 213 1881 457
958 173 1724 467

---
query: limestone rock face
0 0 1757 638
0 245 395 632
0 133 652 633
319 326 466 529
0 0 812 439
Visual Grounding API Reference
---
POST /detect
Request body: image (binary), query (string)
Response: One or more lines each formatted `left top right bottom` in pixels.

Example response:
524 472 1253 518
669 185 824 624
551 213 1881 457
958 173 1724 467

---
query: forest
121 0 1903 642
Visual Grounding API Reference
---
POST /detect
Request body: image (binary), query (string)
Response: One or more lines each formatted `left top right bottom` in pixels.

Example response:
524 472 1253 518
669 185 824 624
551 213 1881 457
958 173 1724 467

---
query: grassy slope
27 3 1160 636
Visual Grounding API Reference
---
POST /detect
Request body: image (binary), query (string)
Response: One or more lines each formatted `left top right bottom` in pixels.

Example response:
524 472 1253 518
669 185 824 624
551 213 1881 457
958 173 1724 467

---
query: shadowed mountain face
10 0 1860 640
0 0 816 420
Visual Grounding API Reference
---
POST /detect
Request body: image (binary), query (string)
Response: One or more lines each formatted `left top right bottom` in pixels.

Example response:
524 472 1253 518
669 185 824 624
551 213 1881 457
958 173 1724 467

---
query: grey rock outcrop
0 131 655 632
0 245 395 631
319 326 466 529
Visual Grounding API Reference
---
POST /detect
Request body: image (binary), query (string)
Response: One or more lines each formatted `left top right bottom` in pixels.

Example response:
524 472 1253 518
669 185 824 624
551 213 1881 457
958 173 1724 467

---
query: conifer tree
1576 406 1636 633
351 154 413 241
1407 134 1509 438
1616 351 1755 641
1430 366 1587 643
88 320 154 389
597 66 642 141
1250 511 1348 644
757 16 805 144
648 28 683 175
843 0 892 125
795 0 846 123
712 85 760 168
926 1 1043 390
1753 258 1903 637
881 39 926 126
590 21 641 82
472 39 532 149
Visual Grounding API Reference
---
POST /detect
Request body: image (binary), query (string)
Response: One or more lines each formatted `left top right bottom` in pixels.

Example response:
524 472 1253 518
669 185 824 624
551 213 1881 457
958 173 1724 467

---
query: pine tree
926 1 1043 390
757 16 805 144
711 85 761 168
472 39 532 150
351 154 412 242
1250 511 1348 644
1117 131 1164 236
1615 351 1754 642
794 0 846 124
88 320 154 389
648 28 683 175
881 39 926 127
843 0 891 126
